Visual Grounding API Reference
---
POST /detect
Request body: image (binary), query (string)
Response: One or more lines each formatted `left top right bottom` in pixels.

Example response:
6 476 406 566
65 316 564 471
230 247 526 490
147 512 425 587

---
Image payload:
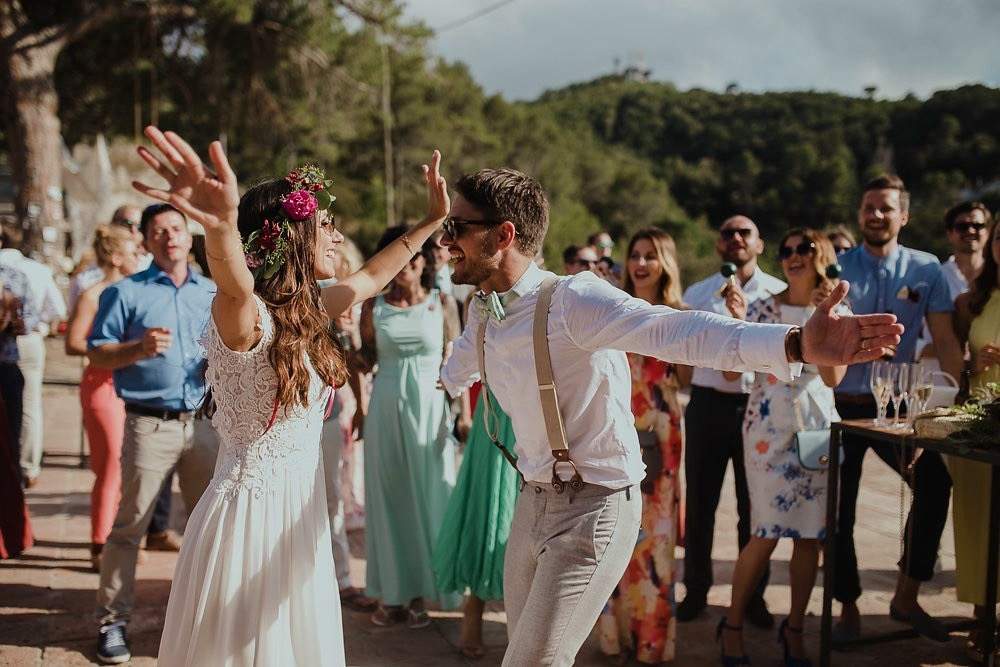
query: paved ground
0 339 982 665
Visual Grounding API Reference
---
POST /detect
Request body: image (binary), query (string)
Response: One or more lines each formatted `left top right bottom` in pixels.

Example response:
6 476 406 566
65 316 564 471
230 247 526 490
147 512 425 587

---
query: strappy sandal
966 629 1000 664
778 618 811 667
717 618 751 666
371 604 406 627
406 607 431 629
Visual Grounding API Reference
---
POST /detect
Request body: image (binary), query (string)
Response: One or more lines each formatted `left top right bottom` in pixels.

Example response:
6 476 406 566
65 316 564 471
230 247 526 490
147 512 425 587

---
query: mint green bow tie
475 291 508 323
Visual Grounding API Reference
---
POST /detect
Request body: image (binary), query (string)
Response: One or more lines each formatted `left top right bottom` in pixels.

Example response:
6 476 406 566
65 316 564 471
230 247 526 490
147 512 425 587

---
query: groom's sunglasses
442 217 502 239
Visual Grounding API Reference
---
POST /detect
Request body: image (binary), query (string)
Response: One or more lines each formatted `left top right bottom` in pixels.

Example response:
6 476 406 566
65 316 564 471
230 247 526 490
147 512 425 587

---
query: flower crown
243 164 336 280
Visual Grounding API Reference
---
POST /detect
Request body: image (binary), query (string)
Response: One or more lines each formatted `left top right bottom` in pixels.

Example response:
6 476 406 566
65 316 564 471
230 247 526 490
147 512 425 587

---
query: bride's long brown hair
238 179 347 408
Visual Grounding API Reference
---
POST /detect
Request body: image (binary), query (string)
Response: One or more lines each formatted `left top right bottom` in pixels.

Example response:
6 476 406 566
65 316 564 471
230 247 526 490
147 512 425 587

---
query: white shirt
941 257 968 301
68 265 105 311
682 266 786 393
914 256 968 360
0 249 67 331
440 263 798 489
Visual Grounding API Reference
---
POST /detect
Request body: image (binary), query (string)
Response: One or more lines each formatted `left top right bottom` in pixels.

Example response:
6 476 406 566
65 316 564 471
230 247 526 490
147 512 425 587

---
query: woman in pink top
65 225 142 571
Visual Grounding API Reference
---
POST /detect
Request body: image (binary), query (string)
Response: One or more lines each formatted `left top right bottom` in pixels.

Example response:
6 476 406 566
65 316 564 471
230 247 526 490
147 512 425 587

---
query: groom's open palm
801 281 904 367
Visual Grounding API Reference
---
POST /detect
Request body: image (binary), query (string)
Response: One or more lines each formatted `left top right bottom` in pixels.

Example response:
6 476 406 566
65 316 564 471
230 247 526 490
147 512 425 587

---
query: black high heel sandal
716 617 751 666
777 618 812 667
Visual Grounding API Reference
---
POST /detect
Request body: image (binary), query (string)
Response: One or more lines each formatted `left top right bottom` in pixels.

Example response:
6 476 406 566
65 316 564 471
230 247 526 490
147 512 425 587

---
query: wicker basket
913 409 978 440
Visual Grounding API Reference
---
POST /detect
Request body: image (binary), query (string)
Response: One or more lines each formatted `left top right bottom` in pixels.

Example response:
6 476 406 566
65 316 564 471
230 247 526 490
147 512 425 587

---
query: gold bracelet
400 234 414 254
206 248 237 262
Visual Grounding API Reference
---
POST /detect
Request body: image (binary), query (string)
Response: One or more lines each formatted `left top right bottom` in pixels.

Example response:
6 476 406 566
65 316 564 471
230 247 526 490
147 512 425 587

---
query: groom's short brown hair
454 168 549 257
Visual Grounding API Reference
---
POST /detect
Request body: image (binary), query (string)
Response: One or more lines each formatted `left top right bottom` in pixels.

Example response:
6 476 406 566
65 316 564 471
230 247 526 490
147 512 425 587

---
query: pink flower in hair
282 190 318 221
245 253 263 269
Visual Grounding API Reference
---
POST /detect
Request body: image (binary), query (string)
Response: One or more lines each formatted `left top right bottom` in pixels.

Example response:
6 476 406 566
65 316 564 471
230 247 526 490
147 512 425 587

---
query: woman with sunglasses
719 228 848 667
357 225 464 628
131 127 448 667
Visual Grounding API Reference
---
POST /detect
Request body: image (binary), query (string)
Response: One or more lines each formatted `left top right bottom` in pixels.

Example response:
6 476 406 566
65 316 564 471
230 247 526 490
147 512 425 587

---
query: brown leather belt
126 403 196 422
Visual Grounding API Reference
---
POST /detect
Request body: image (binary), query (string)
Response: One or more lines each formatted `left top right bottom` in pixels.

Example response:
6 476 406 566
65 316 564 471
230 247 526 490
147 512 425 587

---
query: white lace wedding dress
158 297 345 666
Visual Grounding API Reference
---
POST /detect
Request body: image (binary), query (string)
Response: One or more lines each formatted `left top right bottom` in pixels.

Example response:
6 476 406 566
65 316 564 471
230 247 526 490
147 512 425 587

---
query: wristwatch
785 326 803 363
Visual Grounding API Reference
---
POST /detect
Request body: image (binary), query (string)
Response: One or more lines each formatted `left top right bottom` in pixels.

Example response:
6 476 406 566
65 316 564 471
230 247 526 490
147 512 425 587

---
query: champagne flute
903 362 920 430
911 363 934 416
889 363 909 429
869 360 891 426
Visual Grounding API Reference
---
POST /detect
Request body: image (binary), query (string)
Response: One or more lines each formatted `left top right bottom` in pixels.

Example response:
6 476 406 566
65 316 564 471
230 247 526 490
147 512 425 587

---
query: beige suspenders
476 316 519 470
475 277 584 493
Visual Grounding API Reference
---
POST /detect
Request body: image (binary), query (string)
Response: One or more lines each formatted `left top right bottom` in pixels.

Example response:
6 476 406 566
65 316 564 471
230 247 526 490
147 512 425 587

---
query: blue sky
401 0 1000 101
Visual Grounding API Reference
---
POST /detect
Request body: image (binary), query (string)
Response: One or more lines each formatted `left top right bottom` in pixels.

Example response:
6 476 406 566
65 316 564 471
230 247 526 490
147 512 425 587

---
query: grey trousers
16 333 44 480
95 413 219 626
321 418 353 590
502 481 641 667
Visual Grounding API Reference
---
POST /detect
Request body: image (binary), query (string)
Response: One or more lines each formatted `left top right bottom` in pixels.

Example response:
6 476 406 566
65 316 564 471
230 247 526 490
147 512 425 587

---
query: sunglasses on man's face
442 216 501 239
720 228 754 241
778 242 816 260
951 221 988 235
575 258 598 267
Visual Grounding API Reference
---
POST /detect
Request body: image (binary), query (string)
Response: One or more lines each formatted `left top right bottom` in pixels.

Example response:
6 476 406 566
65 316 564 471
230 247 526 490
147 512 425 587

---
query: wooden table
820 419 1000 667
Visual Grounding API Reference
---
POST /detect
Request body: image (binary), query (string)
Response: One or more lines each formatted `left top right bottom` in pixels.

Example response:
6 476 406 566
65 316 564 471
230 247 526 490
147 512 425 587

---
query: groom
438 166 903 666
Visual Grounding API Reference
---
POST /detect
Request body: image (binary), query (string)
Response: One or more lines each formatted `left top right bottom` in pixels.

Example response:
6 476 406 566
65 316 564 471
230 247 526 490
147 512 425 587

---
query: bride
132 127 448 666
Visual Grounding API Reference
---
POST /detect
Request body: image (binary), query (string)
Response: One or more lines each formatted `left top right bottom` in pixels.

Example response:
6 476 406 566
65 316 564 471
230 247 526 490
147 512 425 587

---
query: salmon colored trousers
80 366 124 545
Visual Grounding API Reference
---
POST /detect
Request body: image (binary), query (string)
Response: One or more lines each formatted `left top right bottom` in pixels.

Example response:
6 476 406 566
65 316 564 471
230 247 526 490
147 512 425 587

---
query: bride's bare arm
321 151 448 318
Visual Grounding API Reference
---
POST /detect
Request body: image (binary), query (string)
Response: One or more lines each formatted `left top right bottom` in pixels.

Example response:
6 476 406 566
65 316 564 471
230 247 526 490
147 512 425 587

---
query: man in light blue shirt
88 203 218 663
833 175 963 644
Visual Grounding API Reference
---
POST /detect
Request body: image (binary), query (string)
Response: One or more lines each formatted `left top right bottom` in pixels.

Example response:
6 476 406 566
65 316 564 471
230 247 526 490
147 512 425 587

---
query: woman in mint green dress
359 226 463 627
433 383 519 658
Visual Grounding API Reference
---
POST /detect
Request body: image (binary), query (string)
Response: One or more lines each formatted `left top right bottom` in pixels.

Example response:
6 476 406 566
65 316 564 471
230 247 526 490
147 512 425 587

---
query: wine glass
902 362 921 430
911 363 934 418
869 360 891 427
889 363 909 429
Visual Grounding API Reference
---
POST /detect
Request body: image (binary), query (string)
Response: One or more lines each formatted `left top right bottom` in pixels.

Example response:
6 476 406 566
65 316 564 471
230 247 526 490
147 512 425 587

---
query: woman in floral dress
600 228 690 664
719 228 848 667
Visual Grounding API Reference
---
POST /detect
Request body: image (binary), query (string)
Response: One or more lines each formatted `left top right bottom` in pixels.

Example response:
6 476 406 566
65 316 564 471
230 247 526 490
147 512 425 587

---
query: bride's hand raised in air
132 126 240 234
421 150 450 225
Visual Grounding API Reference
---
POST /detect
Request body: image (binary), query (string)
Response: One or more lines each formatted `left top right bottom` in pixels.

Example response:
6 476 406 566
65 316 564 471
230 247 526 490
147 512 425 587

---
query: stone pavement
0 339 980 665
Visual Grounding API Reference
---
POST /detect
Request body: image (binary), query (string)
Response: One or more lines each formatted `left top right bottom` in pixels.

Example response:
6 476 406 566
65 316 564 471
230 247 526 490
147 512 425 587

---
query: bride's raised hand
132 126 240 234
421 150 449 224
